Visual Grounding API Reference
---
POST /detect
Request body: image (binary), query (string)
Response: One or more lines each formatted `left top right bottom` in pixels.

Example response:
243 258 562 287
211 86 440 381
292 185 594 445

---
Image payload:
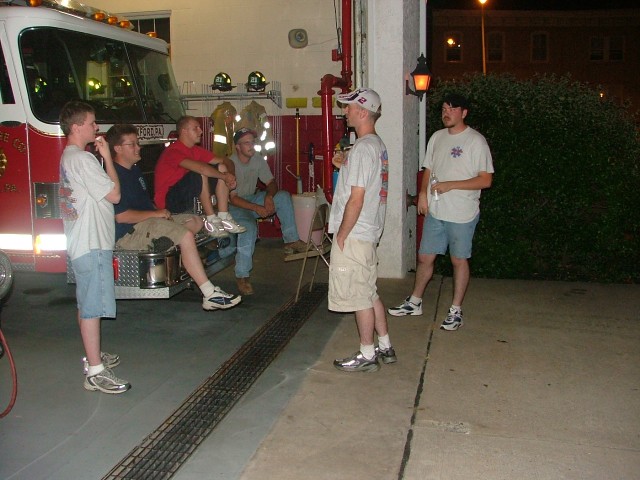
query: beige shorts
328 237 379 312
115 214 198 251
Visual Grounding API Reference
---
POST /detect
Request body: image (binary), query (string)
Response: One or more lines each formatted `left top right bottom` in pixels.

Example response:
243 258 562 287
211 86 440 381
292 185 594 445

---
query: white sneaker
388 297 423 316
220 214 246 234
84 367 130 394
202 286 242 310
204 215 229 238
82 351 120 375
440 307 464 331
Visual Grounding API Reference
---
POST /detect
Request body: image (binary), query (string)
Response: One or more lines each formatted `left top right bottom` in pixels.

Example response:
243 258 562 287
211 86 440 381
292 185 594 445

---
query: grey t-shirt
59 145 115 260
229 152 275 198
328 133 388 243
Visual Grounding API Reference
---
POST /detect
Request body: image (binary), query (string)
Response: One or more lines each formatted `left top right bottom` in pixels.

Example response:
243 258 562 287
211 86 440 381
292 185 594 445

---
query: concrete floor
0 239 639 479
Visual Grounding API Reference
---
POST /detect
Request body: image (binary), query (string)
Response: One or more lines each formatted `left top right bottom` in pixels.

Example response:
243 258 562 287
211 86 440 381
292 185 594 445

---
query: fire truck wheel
0 251 13 301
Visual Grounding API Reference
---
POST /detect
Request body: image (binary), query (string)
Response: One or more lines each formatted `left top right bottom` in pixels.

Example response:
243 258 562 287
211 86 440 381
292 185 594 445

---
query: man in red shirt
155 116 245 237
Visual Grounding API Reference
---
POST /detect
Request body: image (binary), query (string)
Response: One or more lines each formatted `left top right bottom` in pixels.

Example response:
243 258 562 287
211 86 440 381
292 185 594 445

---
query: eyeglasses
120 142 141 147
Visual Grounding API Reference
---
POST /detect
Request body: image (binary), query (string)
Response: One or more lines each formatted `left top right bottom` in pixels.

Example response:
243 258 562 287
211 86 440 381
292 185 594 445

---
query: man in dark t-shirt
106 124 241 311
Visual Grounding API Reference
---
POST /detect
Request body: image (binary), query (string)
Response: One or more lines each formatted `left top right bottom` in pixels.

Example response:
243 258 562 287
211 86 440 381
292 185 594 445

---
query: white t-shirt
422 126 494 223
229 152 275 199
329 134 388 243
59 145 115 260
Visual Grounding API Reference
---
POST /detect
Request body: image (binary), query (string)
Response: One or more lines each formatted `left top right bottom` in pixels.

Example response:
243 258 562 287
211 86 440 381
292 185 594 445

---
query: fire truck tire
0 251 13 301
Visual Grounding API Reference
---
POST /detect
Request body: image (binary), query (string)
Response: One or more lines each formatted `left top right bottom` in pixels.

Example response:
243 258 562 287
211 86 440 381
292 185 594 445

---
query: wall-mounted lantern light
406 54 432 101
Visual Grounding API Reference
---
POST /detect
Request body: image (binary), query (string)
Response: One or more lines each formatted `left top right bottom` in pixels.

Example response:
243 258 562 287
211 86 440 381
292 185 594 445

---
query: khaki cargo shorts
115 214 199 251
328 237 379 312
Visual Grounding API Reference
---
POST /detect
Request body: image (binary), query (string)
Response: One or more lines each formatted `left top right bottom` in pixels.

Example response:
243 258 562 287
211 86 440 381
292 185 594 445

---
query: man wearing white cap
329 88 396 372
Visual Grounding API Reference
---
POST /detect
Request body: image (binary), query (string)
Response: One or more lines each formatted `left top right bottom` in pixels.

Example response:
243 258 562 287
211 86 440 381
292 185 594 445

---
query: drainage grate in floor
102 283 328 480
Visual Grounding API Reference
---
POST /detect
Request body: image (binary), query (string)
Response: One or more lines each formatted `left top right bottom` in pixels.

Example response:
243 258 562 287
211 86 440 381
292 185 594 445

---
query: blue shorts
71 250 116 319
419 214 479 259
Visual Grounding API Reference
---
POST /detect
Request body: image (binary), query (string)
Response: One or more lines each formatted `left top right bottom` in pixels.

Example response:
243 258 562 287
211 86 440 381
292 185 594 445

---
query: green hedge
427 73 640 283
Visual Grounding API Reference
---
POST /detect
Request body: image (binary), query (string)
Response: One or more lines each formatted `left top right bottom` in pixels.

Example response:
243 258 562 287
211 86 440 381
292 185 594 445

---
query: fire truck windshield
19 27 183 124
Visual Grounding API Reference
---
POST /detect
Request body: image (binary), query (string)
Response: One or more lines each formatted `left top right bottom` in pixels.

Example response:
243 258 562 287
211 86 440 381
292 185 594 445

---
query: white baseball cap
336 88 381 113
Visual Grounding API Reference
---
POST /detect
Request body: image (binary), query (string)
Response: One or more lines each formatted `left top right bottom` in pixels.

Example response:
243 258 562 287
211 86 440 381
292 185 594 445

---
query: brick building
430 8 640 112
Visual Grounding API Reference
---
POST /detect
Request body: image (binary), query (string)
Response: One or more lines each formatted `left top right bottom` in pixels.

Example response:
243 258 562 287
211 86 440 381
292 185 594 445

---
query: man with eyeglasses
227 127 310 296
388 93 494 331
106 124 241 311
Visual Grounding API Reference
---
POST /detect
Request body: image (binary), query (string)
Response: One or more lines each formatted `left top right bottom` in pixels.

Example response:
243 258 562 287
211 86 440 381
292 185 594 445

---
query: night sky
429 0 638 10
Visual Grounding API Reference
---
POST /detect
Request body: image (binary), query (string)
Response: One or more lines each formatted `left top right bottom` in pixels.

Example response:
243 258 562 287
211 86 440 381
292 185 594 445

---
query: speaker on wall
288 29 308 49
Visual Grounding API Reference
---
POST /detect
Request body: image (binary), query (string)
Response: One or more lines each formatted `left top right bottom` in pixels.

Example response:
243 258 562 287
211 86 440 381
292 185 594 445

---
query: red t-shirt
154 140 215 208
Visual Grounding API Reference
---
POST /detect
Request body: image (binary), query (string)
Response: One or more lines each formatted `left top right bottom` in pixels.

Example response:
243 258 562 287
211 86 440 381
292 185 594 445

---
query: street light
479 0 487 75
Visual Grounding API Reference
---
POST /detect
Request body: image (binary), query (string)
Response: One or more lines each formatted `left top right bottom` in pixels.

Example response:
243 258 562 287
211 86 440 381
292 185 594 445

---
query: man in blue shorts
388 93 494 331
329 88 395 373
59 101 130 394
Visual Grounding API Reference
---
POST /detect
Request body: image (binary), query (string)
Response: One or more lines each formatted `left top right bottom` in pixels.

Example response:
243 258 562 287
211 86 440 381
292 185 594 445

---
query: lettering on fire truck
136 124 165 141
0 148 6 177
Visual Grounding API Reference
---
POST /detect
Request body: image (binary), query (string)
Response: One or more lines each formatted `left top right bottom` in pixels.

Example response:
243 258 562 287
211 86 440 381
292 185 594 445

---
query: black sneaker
375 346 397 364
333 351 380 372
151 236 175 253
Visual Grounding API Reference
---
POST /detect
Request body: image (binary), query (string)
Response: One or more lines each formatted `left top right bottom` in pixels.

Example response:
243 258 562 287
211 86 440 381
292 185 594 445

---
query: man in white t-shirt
329 88 396 373
59 101 130 394
388 93 494 331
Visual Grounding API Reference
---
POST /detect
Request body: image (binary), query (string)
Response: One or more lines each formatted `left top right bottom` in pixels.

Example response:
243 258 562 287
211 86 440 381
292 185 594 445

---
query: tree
428 73 640 283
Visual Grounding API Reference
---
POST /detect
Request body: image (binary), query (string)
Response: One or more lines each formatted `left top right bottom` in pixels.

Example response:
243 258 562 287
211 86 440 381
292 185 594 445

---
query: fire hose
0 250 16 418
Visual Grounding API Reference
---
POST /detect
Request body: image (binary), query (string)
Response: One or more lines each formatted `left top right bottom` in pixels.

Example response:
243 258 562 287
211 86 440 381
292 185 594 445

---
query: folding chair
294 202 332 302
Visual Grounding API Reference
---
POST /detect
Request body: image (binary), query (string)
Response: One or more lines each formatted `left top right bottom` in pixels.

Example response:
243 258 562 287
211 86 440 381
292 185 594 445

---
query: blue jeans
229 190 299 278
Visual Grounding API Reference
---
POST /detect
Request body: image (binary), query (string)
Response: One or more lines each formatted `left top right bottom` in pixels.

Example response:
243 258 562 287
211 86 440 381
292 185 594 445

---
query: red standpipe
320 0 353 202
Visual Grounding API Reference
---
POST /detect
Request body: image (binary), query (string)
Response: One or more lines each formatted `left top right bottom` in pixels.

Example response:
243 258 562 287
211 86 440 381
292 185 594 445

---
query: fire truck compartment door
0 20 30 256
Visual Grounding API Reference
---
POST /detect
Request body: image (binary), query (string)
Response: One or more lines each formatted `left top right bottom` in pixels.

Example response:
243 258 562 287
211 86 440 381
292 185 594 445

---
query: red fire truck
0 0 228 299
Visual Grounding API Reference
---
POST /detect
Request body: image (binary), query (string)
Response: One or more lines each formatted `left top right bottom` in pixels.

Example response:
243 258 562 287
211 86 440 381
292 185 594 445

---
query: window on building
531 32 548 63
608 36 624 61
590 37 605 61
590 35 624 62
487 32 504 62
445 32 463 63
125 12 171 45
